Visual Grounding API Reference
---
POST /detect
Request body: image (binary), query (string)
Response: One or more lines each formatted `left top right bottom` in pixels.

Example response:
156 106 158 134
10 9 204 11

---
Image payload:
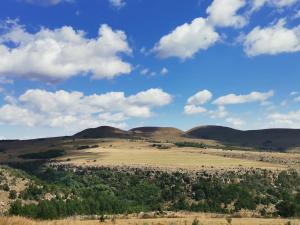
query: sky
0 0 300 139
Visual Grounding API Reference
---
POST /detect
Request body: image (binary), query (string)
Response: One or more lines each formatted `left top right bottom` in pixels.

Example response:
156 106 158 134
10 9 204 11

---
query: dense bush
7 162 300 219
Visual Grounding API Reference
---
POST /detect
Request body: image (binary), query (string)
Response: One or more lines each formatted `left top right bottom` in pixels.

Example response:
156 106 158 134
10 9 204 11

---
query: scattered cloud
184 105 207 115
268 110 300 128
140 68 158 76
294 10 300 19
207 0 247 28
160 67 168 75
140 68 149 75
294 96 300 102
184 90 212 115
243 19 300 56
209 106 228 118
226 117 245 127
290 91 298 96
0 20 132 83
251 0 299 11
109 0 126 9
0 88 172 131
21 0 73 6
213 90 274 105
154 18 219 59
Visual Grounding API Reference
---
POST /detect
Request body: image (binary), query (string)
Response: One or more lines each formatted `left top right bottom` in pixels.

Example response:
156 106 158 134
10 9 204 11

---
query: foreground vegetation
4 161 300 220
1 215 300 225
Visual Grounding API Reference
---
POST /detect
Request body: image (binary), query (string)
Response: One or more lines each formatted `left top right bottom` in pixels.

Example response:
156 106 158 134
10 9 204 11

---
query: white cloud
0 88 172 131
294 96 300 102
187 90 213 105
268 110 300 128
213 90 274 105
0 104 39 126
140 68 149 75
226 117 245 127
290 91 298 96
207 0 247 28
243 19 300 56
252 0 298 10
22 0 72 6
160 67 168 75
184 105 207 115
0 20 132 82
184 90 212 115
154 17 219 59
128 88 172 106
294 10 300 19
109 0 126 8
209 106 228 118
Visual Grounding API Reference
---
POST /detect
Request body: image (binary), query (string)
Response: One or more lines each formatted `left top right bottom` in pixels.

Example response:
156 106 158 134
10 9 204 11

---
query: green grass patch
19 150 65 160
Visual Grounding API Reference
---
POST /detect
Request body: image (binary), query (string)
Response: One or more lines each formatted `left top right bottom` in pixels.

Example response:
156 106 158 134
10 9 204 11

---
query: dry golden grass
58 139 287 171
1 216 300 225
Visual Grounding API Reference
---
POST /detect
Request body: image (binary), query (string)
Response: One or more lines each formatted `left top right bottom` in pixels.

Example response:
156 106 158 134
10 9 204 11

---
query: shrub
19 149 65 159
9 190 17 199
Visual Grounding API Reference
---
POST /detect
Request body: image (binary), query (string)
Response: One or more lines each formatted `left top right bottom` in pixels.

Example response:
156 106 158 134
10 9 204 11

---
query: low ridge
185 125 300 151
74 126 129 139
130 126 183 137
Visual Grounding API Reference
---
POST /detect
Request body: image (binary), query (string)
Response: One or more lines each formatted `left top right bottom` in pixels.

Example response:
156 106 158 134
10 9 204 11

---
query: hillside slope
74 126 130 139
130 127 183 139
185 125 300 151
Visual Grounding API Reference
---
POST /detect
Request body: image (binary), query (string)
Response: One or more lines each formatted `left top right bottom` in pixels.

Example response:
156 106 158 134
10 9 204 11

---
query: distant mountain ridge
73 125 300 151
184 125 300 151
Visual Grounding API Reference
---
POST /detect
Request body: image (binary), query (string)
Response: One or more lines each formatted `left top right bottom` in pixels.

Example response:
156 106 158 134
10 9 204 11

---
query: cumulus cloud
213 90 274 105
128 88 173 106
187 90 213 105
184 90 213 115
109 0 126 8
0 88 172 131
207 0 247 28
153 17 219 59
184 105 207 115
0 20 132 82
243 19 300 56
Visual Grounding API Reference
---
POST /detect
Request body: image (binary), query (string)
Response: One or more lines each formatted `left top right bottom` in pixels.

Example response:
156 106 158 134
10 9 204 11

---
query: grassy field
1 137 299 172
1 215 300 225
57 139 292 171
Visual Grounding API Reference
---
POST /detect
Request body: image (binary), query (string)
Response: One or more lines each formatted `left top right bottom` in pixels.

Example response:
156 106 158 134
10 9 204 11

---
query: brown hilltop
130 126 184 138
74 126 184 140
74 126 130 139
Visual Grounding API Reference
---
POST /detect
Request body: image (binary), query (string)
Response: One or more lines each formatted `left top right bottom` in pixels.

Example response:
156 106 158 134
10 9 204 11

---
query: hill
74 126 184 140
185 125 300 151
130 126 183 139
74 126 130 139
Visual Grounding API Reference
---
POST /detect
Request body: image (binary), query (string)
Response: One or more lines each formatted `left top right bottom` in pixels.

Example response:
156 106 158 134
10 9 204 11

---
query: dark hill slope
185 125 300 151
74 126 130 139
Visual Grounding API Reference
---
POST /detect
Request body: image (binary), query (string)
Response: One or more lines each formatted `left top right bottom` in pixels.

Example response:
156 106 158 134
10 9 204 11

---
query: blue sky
0 0 300 139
